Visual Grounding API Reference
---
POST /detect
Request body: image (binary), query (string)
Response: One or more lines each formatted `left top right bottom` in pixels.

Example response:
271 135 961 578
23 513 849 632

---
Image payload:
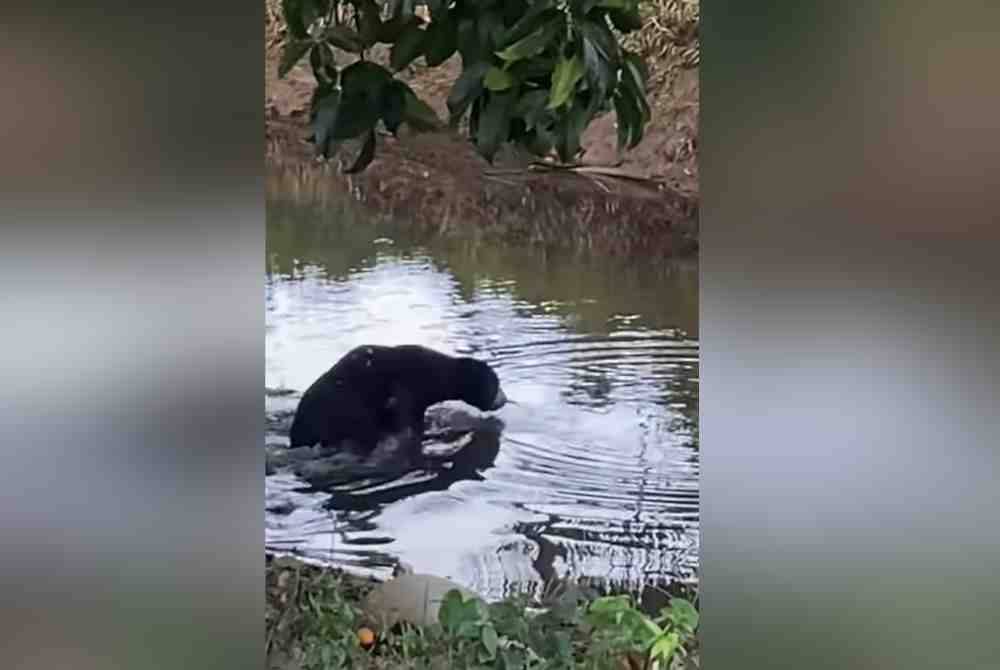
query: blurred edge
0 2 263 670
702 4 999 670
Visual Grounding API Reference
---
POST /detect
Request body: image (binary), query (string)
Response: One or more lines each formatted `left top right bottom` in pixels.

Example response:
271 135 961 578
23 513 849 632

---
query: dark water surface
265 182 699 600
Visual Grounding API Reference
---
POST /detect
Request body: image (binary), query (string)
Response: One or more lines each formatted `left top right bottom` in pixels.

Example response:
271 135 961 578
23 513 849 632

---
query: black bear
288 344 507 459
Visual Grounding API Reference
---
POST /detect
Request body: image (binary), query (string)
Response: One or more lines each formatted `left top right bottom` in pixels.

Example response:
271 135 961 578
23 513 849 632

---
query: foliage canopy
280 0 652 172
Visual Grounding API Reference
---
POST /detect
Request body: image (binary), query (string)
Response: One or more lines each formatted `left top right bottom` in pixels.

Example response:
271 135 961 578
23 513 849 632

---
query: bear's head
454 357 507 412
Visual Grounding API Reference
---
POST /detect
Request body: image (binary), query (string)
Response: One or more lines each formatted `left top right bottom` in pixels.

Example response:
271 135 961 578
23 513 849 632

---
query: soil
264 25 699 258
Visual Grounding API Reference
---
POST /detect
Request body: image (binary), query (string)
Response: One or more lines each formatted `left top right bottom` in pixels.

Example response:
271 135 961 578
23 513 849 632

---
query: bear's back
288 344 465 449
289 346 390 447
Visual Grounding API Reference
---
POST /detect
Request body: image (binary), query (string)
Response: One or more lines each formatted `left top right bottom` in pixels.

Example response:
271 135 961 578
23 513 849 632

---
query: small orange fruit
357 627 376 649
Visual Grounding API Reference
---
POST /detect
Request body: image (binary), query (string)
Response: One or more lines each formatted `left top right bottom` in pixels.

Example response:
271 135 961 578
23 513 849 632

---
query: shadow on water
265 175 699 599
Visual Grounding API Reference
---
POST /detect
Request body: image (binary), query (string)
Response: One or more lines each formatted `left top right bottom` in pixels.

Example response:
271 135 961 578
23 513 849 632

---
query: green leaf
589 595 633 615
513 89 550 128
341 60 394 93
292 0 327 33
281 0 309 39
501 648 528 669
457 619 481 639
344 128 377 173
438 590 468 635
500 1 557 46
399 0 417 22
548 56 586 109
620 51 651 123
334 61 393 139
388 0 417 22
455 17 481 63
352 0 382 46
309 0 332 23
324 24 364 52
426 0 448 21
467 597 489 622
501 0 530 27
447 61 491 122
622 50 649 94
384 80 442 132
506 116 531 145
423 13 457 66
481 624 499 657
377 16 419 43
311 86 341 157
390 23 427 71
381 81 407 134
579 0 631 14
495 19 563 62
476 91 516 162
613 89 642 150
401 88 442 131
484 66 515 91
554 94 594 161
477 9 506 54
507 55 557 84
468 96 483 135
649 632 681 661
579 31 614 102
668 598 700 633
580 31 602 73
279 39 313 78
614 94 632 151
577 15 620 65
523 126 554 156
609 6 644 32
308 42 336 84
637 613 664 638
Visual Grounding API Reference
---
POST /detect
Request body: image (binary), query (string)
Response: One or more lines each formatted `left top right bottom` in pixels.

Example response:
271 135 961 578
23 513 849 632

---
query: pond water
265 177 699 600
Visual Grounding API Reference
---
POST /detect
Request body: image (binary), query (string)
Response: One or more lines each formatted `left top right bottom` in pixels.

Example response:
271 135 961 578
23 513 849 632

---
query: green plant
653 597 699 665
279 0 652 172
298 573 367 669
437 589 507 667
272 566 700 670
585 594 699 669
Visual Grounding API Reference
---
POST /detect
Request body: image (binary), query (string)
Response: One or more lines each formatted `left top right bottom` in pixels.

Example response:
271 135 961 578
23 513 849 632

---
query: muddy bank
266 118 698 258
264 0 700 258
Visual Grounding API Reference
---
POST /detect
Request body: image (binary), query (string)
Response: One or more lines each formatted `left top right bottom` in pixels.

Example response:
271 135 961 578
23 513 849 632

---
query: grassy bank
266 554 700 670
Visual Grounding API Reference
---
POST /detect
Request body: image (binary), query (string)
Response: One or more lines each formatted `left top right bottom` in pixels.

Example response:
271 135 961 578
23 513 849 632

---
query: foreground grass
266 555 700 670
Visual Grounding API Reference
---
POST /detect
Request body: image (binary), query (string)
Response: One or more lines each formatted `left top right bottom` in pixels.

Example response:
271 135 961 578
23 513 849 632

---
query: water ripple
265 197 699 598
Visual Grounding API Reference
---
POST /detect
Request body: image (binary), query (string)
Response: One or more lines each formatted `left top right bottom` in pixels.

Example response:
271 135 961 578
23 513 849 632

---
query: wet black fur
288 345 502 458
